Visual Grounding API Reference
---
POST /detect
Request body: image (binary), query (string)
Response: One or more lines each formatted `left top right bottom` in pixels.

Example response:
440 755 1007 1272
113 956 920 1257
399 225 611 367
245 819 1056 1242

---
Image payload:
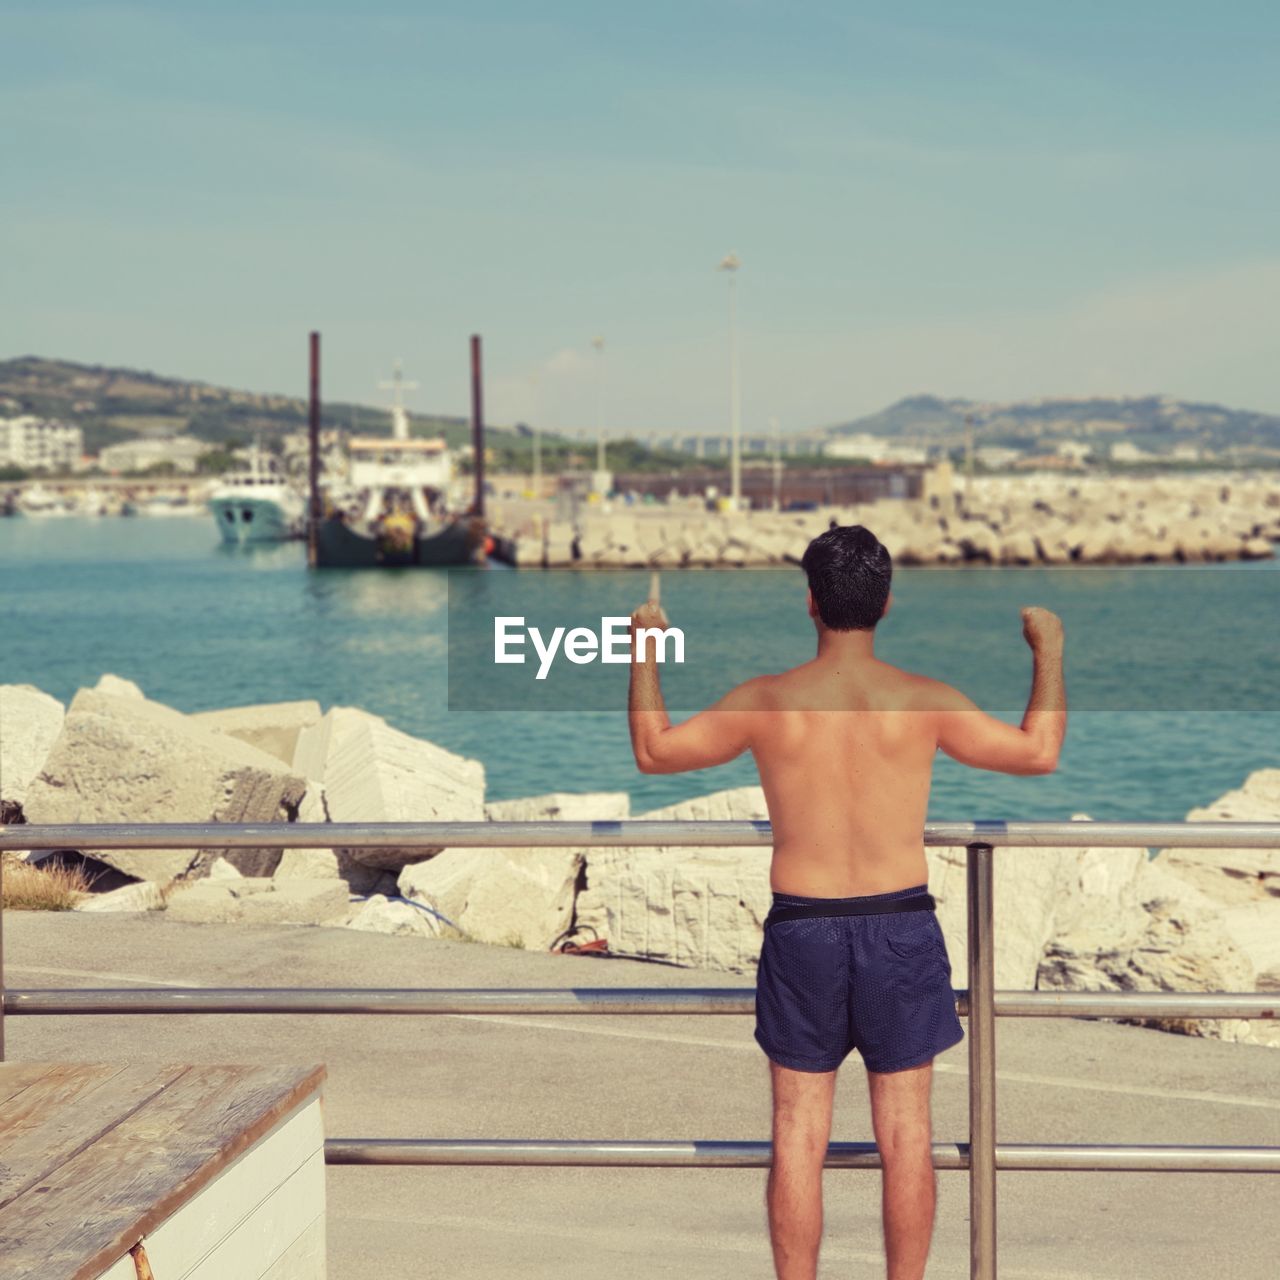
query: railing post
967 842 996 1279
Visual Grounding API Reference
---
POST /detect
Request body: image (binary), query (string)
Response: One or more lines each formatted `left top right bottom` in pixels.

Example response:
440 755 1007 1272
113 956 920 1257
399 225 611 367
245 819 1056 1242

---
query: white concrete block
293 707 484 871
22 686 307 881
0 683 65 810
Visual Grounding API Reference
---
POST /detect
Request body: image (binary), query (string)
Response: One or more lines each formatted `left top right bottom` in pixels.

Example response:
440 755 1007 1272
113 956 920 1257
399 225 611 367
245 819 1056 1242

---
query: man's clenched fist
1021 606 1064 650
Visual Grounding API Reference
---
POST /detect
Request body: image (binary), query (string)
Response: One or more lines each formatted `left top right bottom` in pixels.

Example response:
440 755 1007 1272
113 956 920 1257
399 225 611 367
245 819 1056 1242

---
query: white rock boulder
1156 769 1280 904
292 707 485 871
398 846 583 950
573 786 772 968
1040 862 1258 1043
640 786 768 822
575 846 772 971
273 845 385 894
192 699 323 767
485 792 630 822
163 881 246 924
1045 844 1152 942
93 673 145 699
0 684 65 814
165 876 349 926
342 893 441 938
22 686 309 882
926 835 1087 989
1221 900 1280 991
1037 850 1270 1043
274 848 341 878
578 803 1115 987
74 880 166 913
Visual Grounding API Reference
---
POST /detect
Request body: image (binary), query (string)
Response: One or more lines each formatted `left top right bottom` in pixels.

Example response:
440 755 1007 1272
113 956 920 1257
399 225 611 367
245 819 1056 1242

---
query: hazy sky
6 2 1279 435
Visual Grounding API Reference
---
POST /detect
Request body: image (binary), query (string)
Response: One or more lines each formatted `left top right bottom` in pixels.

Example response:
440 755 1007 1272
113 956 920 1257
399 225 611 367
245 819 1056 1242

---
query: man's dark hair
800 524 892 630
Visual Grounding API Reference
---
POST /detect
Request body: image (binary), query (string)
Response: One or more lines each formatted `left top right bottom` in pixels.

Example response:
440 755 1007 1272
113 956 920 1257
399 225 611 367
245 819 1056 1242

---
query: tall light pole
770 415 782 511
718 252 742 509
529 372 542 500
592 335 606 476
964 412 975 508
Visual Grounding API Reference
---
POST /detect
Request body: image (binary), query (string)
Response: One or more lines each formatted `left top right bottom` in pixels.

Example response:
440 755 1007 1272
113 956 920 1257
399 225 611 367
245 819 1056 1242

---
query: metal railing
2 820 1278 1280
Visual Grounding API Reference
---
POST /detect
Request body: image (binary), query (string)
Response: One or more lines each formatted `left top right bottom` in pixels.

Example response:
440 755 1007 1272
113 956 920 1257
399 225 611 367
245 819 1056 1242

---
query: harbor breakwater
498 471 1280 567
2 677 1277 1048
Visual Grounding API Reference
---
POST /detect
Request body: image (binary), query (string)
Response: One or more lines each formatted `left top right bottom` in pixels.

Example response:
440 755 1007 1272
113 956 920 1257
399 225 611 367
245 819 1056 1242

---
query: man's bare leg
867 1060 936 1280
766 1060 836 1280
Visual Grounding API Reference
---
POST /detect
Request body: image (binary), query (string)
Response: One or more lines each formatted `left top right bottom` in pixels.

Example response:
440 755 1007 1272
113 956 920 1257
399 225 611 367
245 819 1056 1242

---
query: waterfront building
823 433 928 464
0 416 84 471
976 445 1025 469
1110 440 1156 463
98 435 208 474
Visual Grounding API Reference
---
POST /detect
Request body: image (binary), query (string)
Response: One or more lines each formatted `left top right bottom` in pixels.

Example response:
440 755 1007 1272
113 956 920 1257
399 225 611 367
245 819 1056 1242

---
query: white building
1110 440 1154 463
0 416 84 471
823 433 928 464
99 435 209 474
975 445 1023 469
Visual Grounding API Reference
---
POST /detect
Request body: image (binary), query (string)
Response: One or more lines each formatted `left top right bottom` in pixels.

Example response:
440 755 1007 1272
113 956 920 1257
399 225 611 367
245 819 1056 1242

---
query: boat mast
307 330 321 567
379 360 418 443
470 334 485 521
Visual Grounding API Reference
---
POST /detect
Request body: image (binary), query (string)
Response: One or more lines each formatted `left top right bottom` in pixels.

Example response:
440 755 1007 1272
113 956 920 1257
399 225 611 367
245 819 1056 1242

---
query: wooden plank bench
0 1062 326 1280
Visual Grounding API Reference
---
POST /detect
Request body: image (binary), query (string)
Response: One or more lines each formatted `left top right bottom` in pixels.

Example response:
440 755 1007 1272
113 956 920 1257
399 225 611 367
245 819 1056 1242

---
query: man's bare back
740 655 942 896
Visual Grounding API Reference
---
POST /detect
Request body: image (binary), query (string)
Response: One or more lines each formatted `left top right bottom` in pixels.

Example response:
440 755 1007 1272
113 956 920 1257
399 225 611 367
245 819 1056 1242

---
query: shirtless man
627 524 1066 1280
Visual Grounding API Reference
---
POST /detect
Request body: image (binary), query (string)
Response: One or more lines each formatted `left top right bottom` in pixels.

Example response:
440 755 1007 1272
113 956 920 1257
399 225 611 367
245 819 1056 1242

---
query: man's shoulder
718 672 779 711
874 663 964 711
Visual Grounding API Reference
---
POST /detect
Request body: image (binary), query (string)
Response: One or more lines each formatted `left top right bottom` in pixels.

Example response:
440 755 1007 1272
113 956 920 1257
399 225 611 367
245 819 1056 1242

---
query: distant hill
826 393 1280 456
0 355 483 455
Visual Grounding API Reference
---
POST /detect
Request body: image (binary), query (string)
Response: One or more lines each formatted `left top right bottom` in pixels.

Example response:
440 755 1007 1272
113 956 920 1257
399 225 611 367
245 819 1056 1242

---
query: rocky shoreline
499 471 1280 567
1 677 1276 1048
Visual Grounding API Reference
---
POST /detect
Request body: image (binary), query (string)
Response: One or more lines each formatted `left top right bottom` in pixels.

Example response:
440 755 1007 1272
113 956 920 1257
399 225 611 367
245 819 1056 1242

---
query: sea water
1 515 1276 821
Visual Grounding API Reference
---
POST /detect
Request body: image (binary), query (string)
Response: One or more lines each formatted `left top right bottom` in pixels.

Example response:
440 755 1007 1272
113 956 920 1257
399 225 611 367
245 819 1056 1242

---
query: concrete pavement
4 911 1277 1279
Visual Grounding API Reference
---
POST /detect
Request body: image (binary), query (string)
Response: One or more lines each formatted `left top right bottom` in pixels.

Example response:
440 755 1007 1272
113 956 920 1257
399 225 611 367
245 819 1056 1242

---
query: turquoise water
1 516 1277 821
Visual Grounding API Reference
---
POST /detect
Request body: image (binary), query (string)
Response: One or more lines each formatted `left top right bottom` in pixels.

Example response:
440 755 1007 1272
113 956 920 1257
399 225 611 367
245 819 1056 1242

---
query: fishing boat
311 362 487 568
74 487 111 516
208 443 305 543
16 483 74 517
133 491 204 517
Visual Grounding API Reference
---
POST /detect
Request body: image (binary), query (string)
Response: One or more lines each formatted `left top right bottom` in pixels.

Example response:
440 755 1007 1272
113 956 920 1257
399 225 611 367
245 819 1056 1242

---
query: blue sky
5 1 1279 434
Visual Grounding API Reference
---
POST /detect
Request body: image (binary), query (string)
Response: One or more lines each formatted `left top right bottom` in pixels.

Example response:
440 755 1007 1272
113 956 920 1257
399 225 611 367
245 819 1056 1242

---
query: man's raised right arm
931 606 1066 776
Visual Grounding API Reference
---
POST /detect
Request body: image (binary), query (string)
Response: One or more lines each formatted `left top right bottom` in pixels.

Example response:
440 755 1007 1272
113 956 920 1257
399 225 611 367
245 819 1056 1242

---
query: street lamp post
964 412 976 509
718 252 742 510
529 373 542 501
770 415 782 511
592 336 606 477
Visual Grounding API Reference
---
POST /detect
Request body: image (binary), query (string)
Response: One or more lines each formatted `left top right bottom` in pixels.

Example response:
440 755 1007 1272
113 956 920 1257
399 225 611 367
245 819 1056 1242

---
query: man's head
800 524 892 631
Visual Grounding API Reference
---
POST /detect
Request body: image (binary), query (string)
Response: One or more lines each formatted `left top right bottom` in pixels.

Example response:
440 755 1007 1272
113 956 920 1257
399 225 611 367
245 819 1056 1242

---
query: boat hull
312 514 487 568
211 495 300 543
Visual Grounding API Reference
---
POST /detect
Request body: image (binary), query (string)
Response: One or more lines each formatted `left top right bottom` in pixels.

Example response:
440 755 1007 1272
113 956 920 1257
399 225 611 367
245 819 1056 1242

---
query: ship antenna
378 359 419 443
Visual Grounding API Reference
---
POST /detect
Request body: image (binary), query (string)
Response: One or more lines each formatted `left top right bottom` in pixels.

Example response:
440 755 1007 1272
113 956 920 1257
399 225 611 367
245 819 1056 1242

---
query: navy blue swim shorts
754 883 964 1075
